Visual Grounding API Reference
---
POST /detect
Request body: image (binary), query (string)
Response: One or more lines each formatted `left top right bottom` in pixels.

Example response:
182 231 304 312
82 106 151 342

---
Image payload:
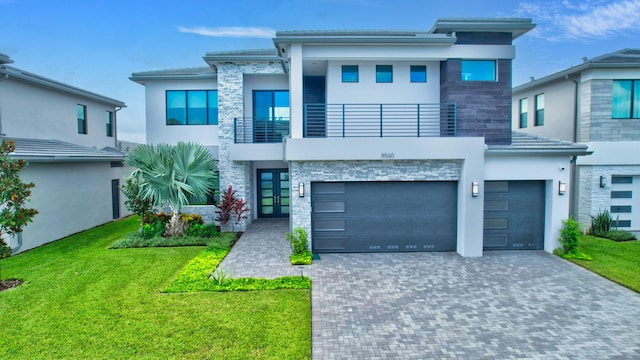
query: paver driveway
219 220 640 359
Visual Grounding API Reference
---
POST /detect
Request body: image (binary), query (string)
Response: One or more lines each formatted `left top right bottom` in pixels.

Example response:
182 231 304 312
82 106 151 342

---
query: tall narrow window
166 90 218 125
253 90 290 143
77 104 87 134
519 98 528 128
410 65 427 83
376 65 393 83
106 111 114 137
612 80 640 119
461 60 496 81
342 65 358 83
534 94 544 126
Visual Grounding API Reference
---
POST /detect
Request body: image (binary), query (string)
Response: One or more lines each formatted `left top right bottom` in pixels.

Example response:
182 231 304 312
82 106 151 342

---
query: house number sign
381 152 395 159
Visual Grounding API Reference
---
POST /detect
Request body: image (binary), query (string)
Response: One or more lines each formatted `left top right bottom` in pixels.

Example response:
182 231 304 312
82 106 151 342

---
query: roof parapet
430 18 536 40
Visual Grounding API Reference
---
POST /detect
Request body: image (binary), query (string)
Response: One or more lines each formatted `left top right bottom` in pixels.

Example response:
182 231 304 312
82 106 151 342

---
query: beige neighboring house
513 49 640 234
0 52 130 253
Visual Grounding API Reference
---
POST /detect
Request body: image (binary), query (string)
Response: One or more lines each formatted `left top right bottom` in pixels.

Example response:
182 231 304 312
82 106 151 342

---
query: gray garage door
312 181 457 253
483 181 545 250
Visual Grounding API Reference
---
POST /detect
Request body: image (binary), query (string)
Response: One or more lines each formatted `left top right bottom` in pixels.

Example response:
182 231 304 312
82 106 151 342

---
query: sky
2 0 639 143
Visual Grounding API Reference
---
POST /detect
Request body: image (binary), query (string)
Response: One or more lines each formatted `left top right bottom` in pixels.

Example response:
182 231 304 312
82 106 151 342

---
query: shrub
141 222 165 239
215 186 250 231
588 209 612 236
121 178 154 225
559 217 580 255
181 213 204 226
286 227 312 265
187 223 218 238
602 230 637 242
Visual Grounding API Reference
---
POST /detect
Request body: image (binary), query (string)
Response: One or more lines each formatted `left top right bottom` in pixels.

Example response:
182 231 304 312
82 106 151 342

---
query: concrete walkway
220 219 640 359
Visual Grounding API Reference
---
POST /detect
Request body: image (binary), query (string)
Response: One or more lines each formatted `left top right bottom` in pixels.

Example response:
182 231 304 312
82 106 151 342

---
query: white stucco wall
0 78 118 148
144 79 219 146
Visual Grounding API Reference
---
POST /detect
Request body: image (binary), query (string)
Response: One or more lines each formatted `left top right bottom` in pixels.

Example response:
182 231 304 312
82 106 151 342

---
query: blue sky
2 0 639 143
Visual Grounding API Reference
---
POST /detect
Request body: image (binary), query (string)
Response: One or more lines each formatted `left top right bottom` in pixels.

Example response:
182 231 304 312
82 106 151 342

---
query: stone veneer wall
577 164 640 228
580 79 640 142
289 160 463 244
214 61 285 230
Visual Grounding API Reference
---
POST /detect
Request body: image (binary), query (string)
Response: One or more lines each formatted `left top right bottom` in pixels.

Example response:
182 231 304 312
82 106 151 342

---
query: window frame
461 60 497 81
612 79 640 119
534 93 544 126
106 110 114 137
165 90 218 126
410 65 427 83
519 98 528 129
77 104 87 134
376 65 393 83
341 65 359 83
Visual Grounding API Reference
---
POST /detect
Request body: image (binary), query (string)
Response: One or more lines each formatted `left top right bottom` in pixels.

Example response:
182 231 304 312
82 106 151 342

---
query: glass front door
257 169 290 218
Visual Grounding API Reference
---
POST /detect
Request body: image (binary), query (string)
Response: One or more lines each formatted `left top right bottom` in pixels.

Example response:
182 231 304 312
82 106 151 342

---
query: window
376 65 393 83
106 111 114 137
461 60 496 81
166 90 218 125
77 104 87 134
253 90 290 143
612 80 640 119
342 65 358 83
519 98 528 128
534 94 544 126
410 65 427 83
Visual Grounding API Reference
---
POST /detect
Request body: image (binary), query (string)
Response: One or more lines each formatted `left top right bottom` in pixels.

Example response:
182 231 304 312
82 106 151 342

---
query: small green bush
602 230 637 242
588 209 613 236
286 227 312 265
141 222 165 239
290 251 312 265
559 217 580 255
187 223 217 238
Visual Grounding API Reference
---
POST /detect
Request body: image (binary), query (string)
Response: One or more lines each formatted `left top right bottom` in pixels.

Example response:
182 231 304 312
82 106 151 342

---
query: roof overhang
129 71 217 85
430 18 536 40
0 53 13 65
273 32 456 46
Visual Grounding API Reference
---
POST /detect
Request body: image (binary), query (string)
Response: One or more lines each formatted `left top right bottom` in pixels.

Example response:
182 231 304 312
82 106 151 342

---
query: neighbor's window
77 104 87 134
519 98 528 128
534 94 544 126
166 90 218 125
461 60 496 81
341 65 359 83
410 65 427 83
376 65 393 83
612 80 640 119
106 111 114 137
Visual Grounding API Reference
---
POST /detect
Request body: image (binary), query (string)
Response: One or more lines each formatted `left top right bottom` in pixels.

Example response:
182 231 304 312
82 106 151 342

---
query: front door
257 169 290 218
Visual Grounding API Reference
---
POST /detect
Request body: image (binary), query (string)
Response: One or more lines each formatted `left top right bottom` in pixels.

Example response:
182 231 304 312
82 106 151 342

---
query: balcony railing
304 103 456 138
234 117 290 144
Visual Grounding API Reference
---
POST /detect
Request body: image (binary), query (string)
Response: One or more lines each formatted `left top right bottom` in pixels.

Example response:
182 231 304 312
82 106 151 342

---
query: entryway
257 169 290 218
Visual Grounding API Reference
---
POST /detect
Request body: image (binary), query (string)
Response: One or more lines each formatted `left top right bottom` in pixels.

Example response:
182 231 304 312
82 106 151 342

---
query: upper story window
376 65 393 83
106 111 114 137
534 94 544 126
342 65 359 83
410 65 427 83
166 90 218 125
519 98 528 128
77 104 87 134
612 80 640 119
461 60 496 81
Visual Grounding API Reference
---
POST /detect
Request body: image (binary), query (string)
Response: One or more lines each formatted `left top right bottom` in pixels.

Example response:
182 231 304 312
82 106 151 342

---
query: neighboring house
131 18 590 257
513 49 640 234
0 53 129 253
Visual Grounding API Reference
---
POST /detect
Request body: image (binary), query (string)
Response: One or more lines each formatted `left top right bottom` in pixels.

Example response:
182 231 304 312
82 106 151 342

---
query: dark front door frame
257 169 290 218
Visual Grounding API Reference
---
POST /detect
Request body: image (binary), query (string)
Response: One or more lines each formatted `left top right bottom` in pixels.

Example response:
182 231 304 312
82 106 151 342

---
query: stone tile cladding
214 61 285 230
580 79 640 142
290 160 462 243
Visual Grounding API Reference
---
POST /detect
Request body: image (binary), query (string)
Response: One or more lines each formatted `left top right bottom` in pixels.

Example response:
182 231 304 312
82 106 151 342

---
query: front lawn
568 234 640 293
0 217 311 359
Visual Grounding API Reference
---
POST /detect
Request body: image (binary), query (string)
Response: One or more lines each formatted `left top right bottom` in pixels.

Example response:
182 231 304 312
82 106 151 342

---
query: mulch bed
0 279 23 292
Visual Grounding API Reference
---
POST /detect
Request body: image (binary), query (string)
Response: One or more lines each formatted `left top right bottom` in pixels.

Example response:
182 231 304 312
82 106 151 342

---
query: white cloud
517 0 640 41
177 26 276 38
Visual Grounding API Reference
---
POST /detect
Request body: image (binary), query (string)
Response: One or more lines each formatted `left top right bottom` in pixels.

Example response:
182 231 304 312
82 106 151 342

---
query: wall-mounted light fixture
600 176 606 188
558 181 566 195
298 182 305 197
471 182 479 197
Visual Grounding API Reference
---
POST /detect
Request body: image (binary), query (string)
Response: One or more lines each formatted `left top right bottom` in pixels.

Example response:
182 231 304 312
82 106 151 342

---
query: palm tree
125 142 217 236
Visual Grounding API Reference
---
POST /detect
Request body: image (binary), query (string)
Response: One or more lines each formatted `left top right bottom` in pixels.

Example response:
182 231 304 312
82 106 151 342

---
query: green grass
568 235 640 293
110 231 236 249
0 217 311 359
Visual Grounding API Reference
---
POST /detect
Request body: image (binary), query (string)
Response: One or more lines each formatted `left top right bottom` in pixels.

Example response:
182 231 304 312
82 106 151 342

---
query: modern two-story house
132 18 589 257
0 53 129 253
513 49 639 234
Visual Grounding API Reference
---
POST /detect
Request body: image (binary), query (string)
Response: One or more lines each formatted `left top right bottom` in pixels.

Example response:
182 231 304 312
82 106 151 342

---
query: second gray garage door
312 181 457 253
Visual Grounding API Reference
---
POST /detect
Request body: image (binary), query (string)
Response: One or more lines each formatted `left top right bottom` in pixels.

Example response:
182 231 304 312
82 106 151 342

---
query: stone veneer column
214 61 285 230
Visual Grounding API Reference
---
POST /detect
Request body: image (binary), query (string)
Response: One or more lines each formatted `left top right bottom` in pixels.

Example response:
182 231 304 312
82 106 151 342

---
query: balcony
304 103 456 138
234 117 290 144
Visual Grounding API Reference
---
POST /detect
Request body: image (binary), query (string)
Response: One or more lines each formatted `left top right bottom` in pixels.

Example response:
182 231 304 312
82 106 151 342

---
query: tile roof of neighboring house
0 65 125 107
130 66 216 84
487 132 591 156
0 53 13 64
4 137 125 162
514 48 640 92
